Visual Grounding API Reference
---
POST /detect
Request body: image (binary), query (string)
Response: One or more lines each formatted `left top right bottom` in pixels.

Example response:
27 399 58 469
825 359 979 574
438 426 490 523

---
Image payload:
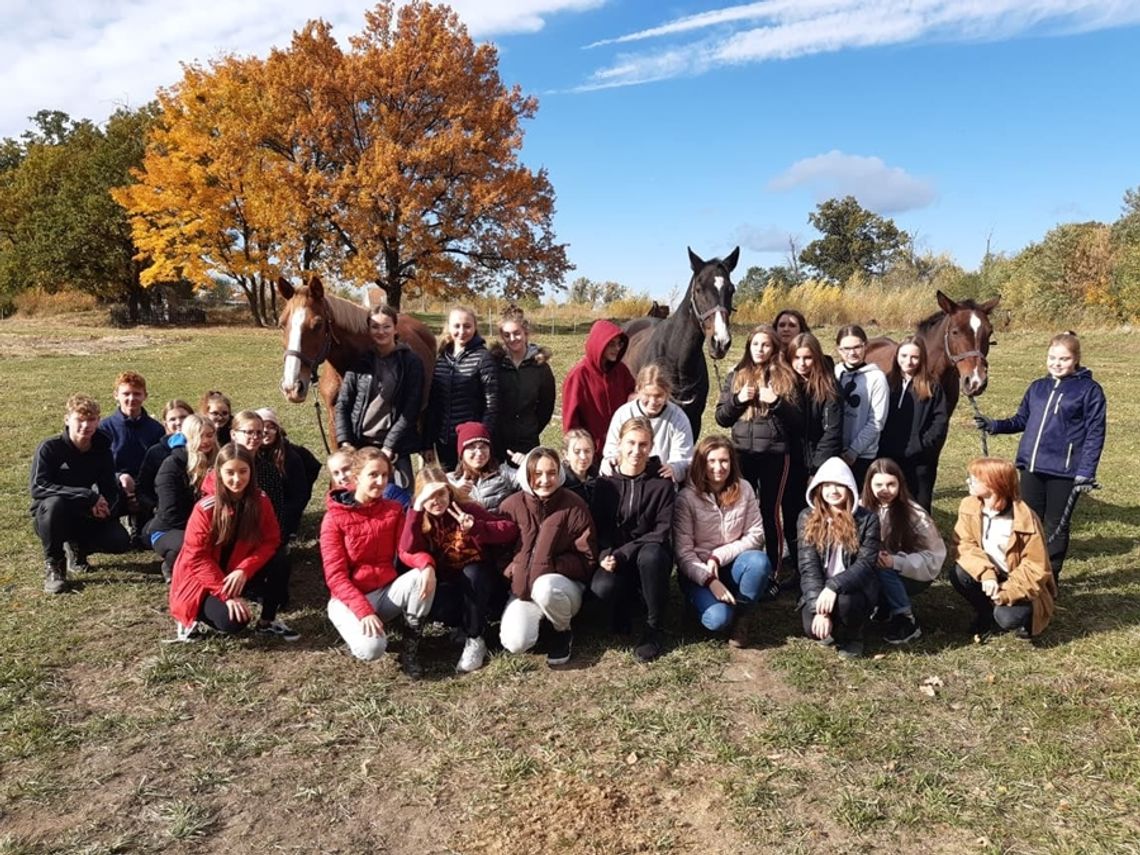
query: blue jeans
680 550 772 632
876 568 932 616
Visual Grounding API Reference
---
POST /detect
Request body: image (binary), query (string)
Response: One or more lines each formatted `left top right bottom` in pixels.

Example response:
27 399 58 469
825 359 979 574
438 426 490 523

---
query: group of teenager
30 302 1106 672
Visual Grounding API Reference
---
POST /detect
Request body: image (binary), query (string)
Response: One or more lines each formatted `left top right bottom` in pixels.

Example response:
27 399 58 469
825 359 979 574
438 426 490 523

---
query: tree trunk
239 277 265 326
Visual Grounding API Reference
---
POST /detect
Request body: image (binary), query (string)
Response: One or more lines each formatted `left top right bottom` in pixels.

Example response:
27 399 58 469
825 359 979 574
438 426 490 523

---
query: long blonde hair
181 414 217 492
732 325 798 417
414 466 466 534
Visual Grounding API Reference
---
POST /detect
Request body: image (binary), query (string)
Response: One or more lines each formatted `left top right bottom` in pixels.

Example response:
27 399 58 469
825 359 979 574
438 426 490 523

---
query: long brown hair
414 465 466 534
888 336 934 400
210 444 262 548
802 481 858 554
860 458 919 553
687 434 742 507
789 332 838 404
731 325 799 417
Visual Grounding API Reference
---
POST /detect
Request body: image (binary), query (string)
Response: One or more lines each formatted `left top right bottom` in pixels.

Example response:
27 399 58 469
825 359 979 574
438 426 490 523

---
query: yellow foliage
13 288 99 317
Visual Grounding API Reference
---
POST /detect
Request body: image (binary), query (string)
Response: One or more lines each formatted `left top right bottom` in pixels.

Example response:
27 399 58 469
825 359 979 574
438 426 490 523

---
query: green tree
799 196 909 283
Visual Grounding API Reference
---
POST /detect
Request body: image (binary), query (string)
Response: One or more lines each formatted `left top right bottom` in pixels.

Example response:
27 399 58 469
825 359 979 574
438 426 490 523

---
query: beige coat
953 496 1056 635
674 481 766 585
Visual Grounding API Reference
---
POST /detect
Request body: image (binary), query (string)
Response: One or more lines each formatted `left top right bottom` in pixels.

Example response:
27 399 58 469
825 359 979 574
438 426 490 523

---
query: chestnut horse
865 290 1001 417
277 277 436 448
622 247 739 439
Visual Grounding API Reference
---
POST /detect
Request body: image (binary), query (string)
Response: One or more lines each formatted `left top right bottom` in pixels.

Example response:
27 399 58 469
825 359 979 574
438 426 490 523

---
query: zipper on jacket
1028 379 1059 472
1065 443 1072 471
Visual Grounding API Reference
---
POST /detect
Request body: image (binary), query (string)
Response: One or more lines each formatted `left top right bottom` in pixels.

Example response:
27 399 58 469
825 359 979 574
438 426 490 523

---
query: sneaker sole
546 652 572 667
885 626 922 645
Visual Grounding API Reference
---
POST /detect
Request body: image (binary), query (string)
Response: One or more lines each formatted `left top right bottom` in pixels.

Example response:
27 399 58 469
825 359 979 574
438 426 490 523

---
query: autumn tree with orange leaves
115 1 570 321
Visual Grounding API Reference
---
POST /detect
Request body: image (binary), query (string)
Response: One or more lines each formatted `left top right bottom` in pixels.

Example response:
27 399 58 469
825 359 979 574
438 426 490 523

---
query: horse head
278 276 334 403
687 246 739 360
935 290 1001 398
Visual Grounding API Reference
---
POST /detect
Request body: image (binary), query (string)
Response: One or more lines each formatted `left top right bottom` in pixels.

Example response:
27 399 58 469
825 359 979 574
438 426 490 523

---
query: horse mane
320 291 370 336
915 297 989 333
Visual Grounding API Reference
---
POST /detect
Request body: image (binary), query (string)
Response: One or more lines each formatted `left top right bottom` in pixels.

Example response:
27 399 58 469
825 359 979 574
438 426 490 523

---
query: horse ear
688 247 706 272
936 290 957 315
276 277 294 300
308 276 324 301
722 246 740 273
979 296 1001 313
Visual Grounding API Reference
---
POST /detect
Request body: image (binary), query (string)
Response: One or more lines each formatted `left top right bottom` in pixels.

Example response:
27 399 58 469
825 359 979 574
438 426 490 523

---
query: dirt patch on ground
0 331 187 358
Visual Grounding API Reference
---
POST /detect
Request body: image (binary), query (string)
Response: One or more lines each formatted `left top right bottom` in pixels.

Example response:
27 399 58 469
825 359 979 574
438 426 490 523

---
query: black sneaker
63 543 91 575
256 620 301 642
970 616 994 644
884 614 922 645
43 559 68 594
868 604 889 624
1012 625 1032 640
836 638 865 659
547 629 573 667
160 556 174 584
634 628 664 663
400 625 424 679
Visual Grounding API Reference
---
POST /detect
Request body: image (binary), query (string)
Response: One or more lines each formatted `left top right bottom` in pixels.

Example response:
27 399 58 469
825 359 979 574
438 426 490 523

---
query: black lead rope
311 364 331 455
967 395 989 456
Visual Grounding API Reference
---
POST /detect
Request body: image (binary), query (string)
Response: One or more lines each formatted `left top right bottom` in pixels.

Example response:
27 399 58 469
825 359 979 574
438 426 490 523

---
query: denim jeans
877 568 910 616
679 549 773 633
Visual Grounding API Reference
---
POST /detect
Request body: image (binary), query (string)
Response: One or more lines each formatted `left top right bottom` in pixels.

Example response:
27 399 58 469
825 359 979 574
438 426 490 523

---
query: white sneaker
456 635 488 673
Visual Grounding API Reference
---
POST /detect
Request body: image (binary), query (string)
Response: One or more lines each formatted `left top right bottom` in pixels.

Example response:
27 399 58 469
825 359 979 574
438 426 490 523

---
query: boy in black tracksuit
30 394 130 593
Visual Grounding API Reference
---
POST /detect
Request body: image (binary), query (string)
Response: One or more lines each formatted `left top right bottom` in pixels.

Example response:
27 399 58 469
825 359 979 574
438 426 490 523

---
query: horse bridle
284 302 337 375
689 274 732 334
943 326 987 367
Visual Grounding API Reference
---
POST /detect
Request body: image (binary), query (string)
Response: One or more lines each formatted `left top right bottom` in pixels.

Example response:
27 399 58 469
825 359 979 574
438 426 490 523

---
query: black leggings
429 561 496 639
741 451 791 579
152 530 185 571
590 542 672 632
33 496 131 561
1020 471 1075 579
800 589 871 643
781 455 808 578
199 595 250 633
950 564 1033 633
899 457 938 513
244 547 291 623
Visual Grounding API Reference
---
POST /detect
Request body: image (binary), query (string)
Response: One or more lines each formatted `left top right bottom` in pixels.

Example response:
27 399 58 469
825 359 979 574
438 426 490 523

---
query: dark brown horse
623 247 740 438
866 290 1000 417
277 277 436 447
647 301 671 319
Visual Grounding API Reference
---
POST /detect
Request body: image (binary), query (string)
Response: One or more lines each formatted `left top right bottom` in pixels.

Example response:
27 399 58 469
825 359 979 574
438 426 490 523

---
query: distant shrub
13 288 99 317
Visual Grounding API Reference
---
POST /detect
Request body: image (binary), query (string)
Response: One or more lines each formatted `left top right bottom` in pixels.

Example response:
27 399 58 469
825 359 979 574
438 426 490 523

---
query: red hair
968 457 1020 513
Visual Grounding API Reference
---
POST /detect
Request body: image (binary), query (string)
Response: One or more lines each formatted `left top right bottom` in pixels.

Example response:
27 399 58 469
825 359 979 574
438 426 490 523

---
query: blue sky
4 0 1139 300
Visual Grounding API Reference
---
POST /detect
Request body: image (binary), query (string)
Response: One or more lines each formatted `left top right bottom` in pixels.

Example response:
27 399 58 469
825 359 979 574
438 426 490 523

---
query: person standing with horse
974 332 1106 580
877 336 949 511
491 306 555 467
334 304 426 489
716 324 802 581
426 307 499 472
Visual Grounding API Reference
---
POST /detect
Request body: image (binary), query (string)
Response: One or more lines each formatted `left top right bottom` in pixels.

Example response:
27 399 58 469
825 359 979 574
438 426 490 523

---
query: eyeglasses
232 428 263 437
838 345 865 354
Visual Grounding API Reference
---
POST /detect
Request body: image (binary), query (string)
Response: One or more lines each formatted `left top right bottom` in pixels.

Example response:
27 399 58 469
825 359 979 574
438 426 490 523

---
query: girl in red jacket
168 444 280 640
561 319 635 452
321 448 432 676
398 466 518 673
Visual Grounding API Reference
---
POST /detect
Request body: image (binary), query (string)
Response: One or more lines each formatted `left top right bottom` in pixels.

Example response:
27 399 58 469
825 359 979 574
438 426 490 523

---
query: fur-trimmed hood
490 341 552 367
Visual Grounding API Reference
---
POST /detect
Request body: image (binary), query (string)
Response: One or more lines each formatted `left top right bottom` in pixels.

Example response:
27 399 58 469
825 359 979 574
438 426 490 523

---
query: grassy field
1 313 1138 854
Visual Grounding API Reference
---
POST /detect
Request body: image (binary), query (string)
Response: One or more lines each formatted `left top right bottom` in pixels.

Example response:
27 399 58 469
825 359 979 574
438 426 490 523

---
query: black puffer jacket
797 505 880 610
715 370 803 455
426 334 499 450
590 457 674 565
334 344 424 455
798 385 843 473
491 342 555 460
150 446 197 534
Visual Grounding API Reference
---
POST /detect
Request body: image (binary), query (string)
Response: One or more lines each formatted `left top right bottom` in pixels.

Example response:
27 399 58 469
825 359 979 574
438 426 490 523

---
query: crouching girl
497 448 597 666
168 444 280 639
798 456 881 659
398 467 518 673
674 435 772 648
321 448 433 675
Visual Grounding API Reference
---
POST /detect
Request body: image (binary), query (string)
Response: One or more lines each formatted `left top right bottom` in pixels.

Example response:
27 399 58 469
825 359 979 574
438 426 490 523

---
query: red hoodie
320 488 405 619
561 319 635 451
168 492 280 628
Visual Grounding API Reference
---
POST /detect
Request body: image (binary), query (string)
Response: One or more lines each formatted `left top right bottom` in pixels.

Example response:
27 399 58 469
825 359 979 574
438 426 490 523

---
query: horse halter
689 273 731 330
284 302 336 374
943 326 987 367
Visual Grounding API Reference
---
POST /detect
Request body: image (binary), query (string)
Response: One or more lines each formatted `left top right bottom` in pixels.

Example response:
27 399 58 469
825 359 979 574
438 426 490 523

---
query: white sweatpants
499 574 584 654
327 569 434 661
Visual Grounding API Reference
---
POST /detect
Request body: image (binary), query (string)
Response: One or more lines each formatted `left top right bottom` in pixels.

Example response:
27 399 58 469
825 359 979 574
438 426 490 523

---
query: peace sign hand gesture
446 504 475 532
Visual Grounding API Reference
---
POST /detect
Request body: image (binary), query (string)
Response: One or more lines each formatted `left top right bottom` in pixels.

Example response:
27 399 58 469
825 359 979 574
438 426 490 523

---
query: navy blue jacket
97 408 165 478
991 367 1106 480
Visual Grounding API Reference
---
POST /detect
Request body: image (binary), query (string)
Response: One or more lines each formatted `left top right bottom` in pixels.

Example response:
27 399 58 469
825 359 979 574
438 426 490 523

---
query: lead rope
312 364 331 455
967 395 988 456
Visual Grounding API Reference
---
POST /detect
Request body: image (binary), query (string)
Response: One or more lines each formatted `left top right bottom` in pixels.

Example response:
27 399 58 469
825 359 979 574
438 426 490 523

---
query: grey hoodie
834 361 889 460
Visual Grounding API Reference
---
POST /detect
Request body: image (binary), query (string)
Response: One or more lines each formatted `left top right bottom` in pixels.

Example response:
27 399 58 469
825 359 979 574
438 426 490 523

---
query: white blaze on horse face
712 276 730 350
966 311 985 392
282 307 307 394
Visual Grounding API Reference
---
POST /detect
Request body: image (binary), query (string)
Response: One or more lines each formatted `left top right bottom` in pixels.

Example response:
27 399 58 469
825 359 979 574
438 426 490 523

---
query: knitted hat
255 407 281 427
455 421 491 453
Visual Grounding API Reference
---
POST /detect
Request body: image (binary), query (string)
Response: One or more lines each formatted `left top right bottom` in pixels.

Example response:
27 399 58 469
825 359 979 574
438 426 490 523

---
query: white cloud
580 0 1140 89
768 150 936 213
0 0 605 138
733 223 794 252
